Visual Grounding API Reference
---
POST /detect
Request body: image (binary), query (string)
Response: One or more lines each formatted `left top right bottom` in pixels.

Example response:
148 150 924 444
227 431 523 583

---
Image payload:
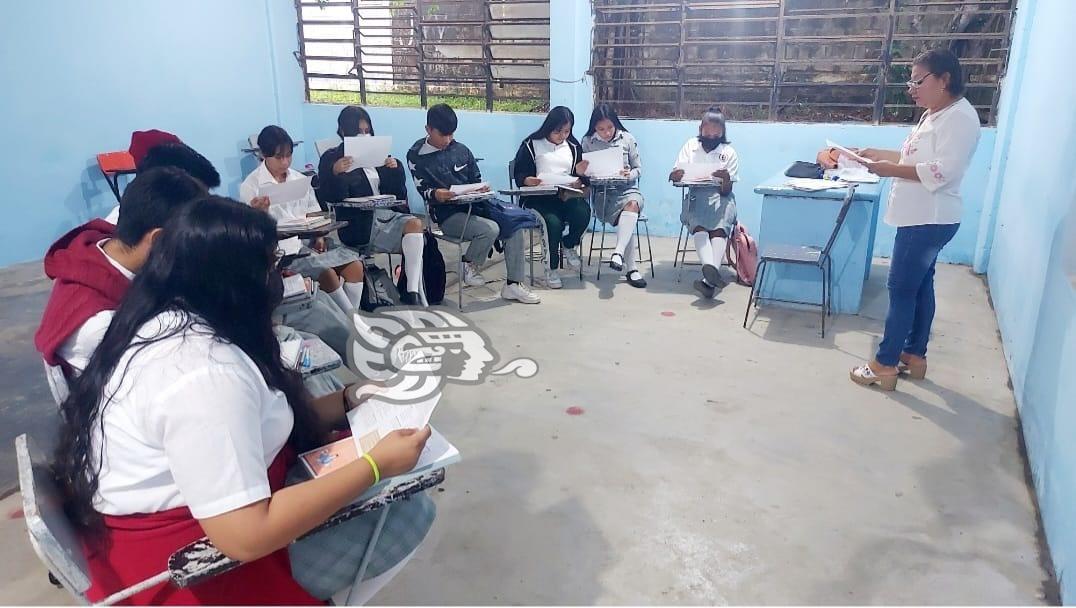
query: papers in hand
343 135 393 170
537 173 577 186
258 175 311 206
448 183 493 202
449 182 490 195
825 139 871 165
582 147 624 178
678 162 720 183
279 338 302 369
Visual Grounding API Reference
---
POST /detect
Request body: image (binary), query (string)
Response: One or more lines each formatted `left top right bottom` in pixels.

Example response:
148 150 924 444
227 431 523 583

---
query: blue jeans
875 223 960 366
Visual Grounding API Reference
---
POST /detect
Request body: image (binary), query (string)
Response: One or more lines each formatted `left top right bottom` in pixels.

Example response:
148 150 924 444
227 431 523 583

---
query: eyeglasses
906 73 934 89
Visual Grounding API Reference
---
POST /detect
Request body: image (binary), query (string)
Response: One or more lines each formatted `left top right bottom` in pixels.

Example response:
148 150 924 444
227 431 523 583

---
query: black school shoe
609 252 624 272
693 279 716 299
625 269 647 288
702 263 728 289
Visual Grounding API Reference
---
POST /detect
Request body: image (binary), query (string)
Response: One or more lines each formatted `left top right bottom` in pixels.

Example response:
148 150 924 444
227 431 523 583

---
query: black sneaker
625 270 647 288
400 291 423 306
609 252 624 272
702 264 727 289
693 279 716 299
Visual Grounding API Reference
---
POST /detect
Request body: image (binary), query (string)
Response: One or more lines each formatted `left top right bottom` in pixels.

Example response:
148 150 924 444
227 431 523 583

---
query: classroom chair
95 151 137 203
584 180 654 280
743 184 857 338
15 433 445 606
506 160 578 283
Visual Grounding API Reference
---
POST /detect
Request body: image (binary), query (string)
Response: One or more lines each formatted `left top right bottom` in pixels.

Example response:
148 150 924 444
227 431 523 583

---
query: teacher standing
831 49 981 390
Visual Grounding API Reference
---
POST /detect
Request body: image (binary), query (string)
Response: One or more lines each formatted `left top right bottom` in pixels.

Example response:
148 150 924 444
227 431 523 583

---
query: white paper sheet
537 173 576 186
258 175 311 206
449 182 490 195
279 338 302 369
825 139 871 165
582 147 624 178
282 274 307 299
343 135 393 169
680 162 720 183
278 236 302 256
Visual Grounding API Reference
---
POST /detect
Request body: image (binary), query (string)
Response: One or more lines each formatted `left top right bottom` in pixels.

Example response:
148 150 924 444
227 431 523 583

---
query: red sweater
34 220 130 367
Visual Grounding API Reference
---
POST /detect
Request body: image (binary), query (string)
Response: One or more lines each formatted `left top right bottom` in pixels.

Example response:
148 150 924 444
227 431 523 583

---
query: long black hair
584 103 629 138
54 196 322 529
525 105 577 143
337 105 376 138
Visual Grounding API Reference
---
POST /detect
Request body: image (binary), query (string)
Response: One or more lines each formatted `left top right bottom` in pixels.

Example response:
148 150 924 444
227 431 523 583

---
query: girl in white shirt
53 196 432 604
669 106 740 299
843 49 981 390
241 126 367 316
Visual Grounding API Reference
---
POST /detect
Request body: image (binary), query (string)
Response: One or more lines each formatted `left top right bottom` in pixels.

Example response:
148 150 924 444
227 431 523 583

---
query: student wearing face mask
580 103 646 288
669 106 740 299
512 106 592 289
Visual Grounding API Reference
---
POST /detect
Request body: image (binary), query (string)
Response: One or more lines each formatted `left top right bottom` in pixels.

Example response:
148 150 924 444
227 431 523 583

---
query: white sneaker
563 248 582 270
459 261 486 287
501 282 541 304
544 268 563 289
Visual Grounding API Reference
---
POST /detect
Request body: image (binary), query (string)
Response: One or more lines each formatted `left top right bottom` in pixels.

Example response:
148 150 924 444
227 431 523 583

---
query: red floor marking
8 507 24 520
565 406 585 416
661 311 676 317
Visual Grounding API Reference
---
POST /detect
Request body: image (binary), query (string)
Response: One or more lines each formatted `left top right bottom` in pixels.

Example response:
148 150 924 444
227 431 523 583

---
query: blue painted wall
984 0 1076 601
0 0 302 267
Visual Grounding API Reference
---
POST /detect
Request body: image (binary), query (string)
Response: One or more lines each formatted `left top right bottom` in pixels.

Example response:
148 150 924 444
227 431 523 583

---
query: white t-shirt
91 310 295 519
885 97 981 227
532 138 574 177
56 240 135 373
674 139 740 182
239 162 321 221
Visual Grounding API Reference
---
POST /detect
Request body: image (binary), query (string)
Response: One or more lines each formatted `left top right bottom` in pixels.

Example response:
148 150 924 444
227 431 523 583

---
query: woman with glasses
819 49 981 390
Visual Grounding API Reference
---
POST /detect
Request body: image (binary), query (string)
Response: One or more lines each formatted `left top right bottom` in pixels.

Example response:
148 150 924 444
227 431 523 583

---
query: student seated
668 106 740 299
317 106 427 306
101 131 213 225
511 106 592 289
407 103 541 304
241 125 367 315
53 197 435 605
35 167 206 376
580 103 647 288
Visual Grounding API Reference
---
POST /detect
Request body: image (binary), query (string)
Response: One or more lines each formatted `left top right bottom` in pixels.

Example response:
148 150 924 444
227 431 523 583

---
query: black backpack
396 231 447 305
360 262 401 311
784 161 824 179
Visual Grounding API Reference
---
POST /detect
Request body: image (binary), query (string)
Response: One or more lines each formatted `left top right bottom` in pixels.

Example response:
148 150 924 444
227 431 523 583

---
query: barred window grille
591 0 1015 125
296 0 550 113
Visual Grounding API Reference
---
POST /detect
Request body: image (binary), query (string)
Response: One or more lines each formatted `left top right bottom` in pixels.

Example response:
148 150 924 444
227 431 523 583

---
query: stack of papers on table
786 178 844 192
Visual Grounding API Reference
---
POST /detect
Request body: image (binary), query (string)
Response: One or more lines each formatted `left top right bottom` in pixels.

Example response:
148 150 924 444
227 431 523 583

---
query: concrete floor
0 237 1055 604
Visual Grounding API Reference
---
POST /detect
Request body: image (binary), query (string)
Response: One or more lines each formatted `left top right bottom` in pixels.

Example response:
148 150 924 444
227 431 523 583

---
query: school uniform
511 137 592 270
580 130 645 224
316 144 415 254
239 162 363 277
674 138 740 235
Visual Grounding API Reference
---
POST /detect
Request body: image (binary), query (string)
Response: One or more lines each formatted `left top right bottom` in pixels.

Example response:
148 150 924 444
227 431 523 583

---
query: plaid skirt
288 240 364 279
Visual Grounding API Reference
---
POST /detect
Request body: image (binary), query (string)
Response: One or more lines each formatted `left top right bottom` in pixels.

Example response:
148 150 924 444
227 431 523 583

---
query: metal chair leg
344 504 392 604
743 262 760 329
820 263 827 338
643 219 655 278
457 242 464 311
587 216 598 266
597 221 606 279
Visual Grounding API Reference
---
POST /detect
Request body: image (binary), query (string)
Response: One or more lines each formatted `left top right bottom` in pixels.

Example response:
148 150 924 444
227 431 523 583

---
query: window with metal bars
592 0 1015 125
295 0 550 113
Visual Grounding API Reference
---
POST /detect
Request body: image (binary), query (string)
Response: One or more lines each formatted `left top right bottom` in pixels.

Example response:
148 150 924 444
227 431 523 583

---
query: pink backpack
725 224 758 286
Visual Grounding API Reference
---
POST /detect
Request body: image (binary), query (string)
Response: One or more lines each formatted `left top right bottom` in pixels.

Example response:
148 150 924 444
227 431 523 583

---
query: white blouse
886 97 981 227
674 139 740 182
532 138 574 177
239 162 320 221
91 310 294 519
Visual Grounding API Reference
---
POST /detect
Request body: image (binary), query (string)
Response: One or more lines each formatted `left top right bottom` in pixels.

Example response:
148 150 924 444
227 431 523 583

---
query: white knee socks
710 236 728 266
401 233 424 294
693 232 716 267
614 211 639 258
342 277 363 307
327 284 354 315
623 233 638 272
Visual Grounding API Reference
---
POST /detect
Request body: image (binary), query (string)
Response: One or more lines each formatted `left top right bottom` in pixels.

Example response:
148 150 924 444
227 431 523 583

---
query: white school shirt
91 310 294 519
56 240 135 373
674 139 740 182
885 97 981 227
532 138 575 177
239 162 320 221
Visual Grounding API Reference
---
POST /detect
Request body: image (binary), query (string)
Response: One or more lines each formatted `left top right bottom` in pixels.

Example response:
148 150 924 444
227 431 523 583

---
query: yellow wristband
362 453 381 485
